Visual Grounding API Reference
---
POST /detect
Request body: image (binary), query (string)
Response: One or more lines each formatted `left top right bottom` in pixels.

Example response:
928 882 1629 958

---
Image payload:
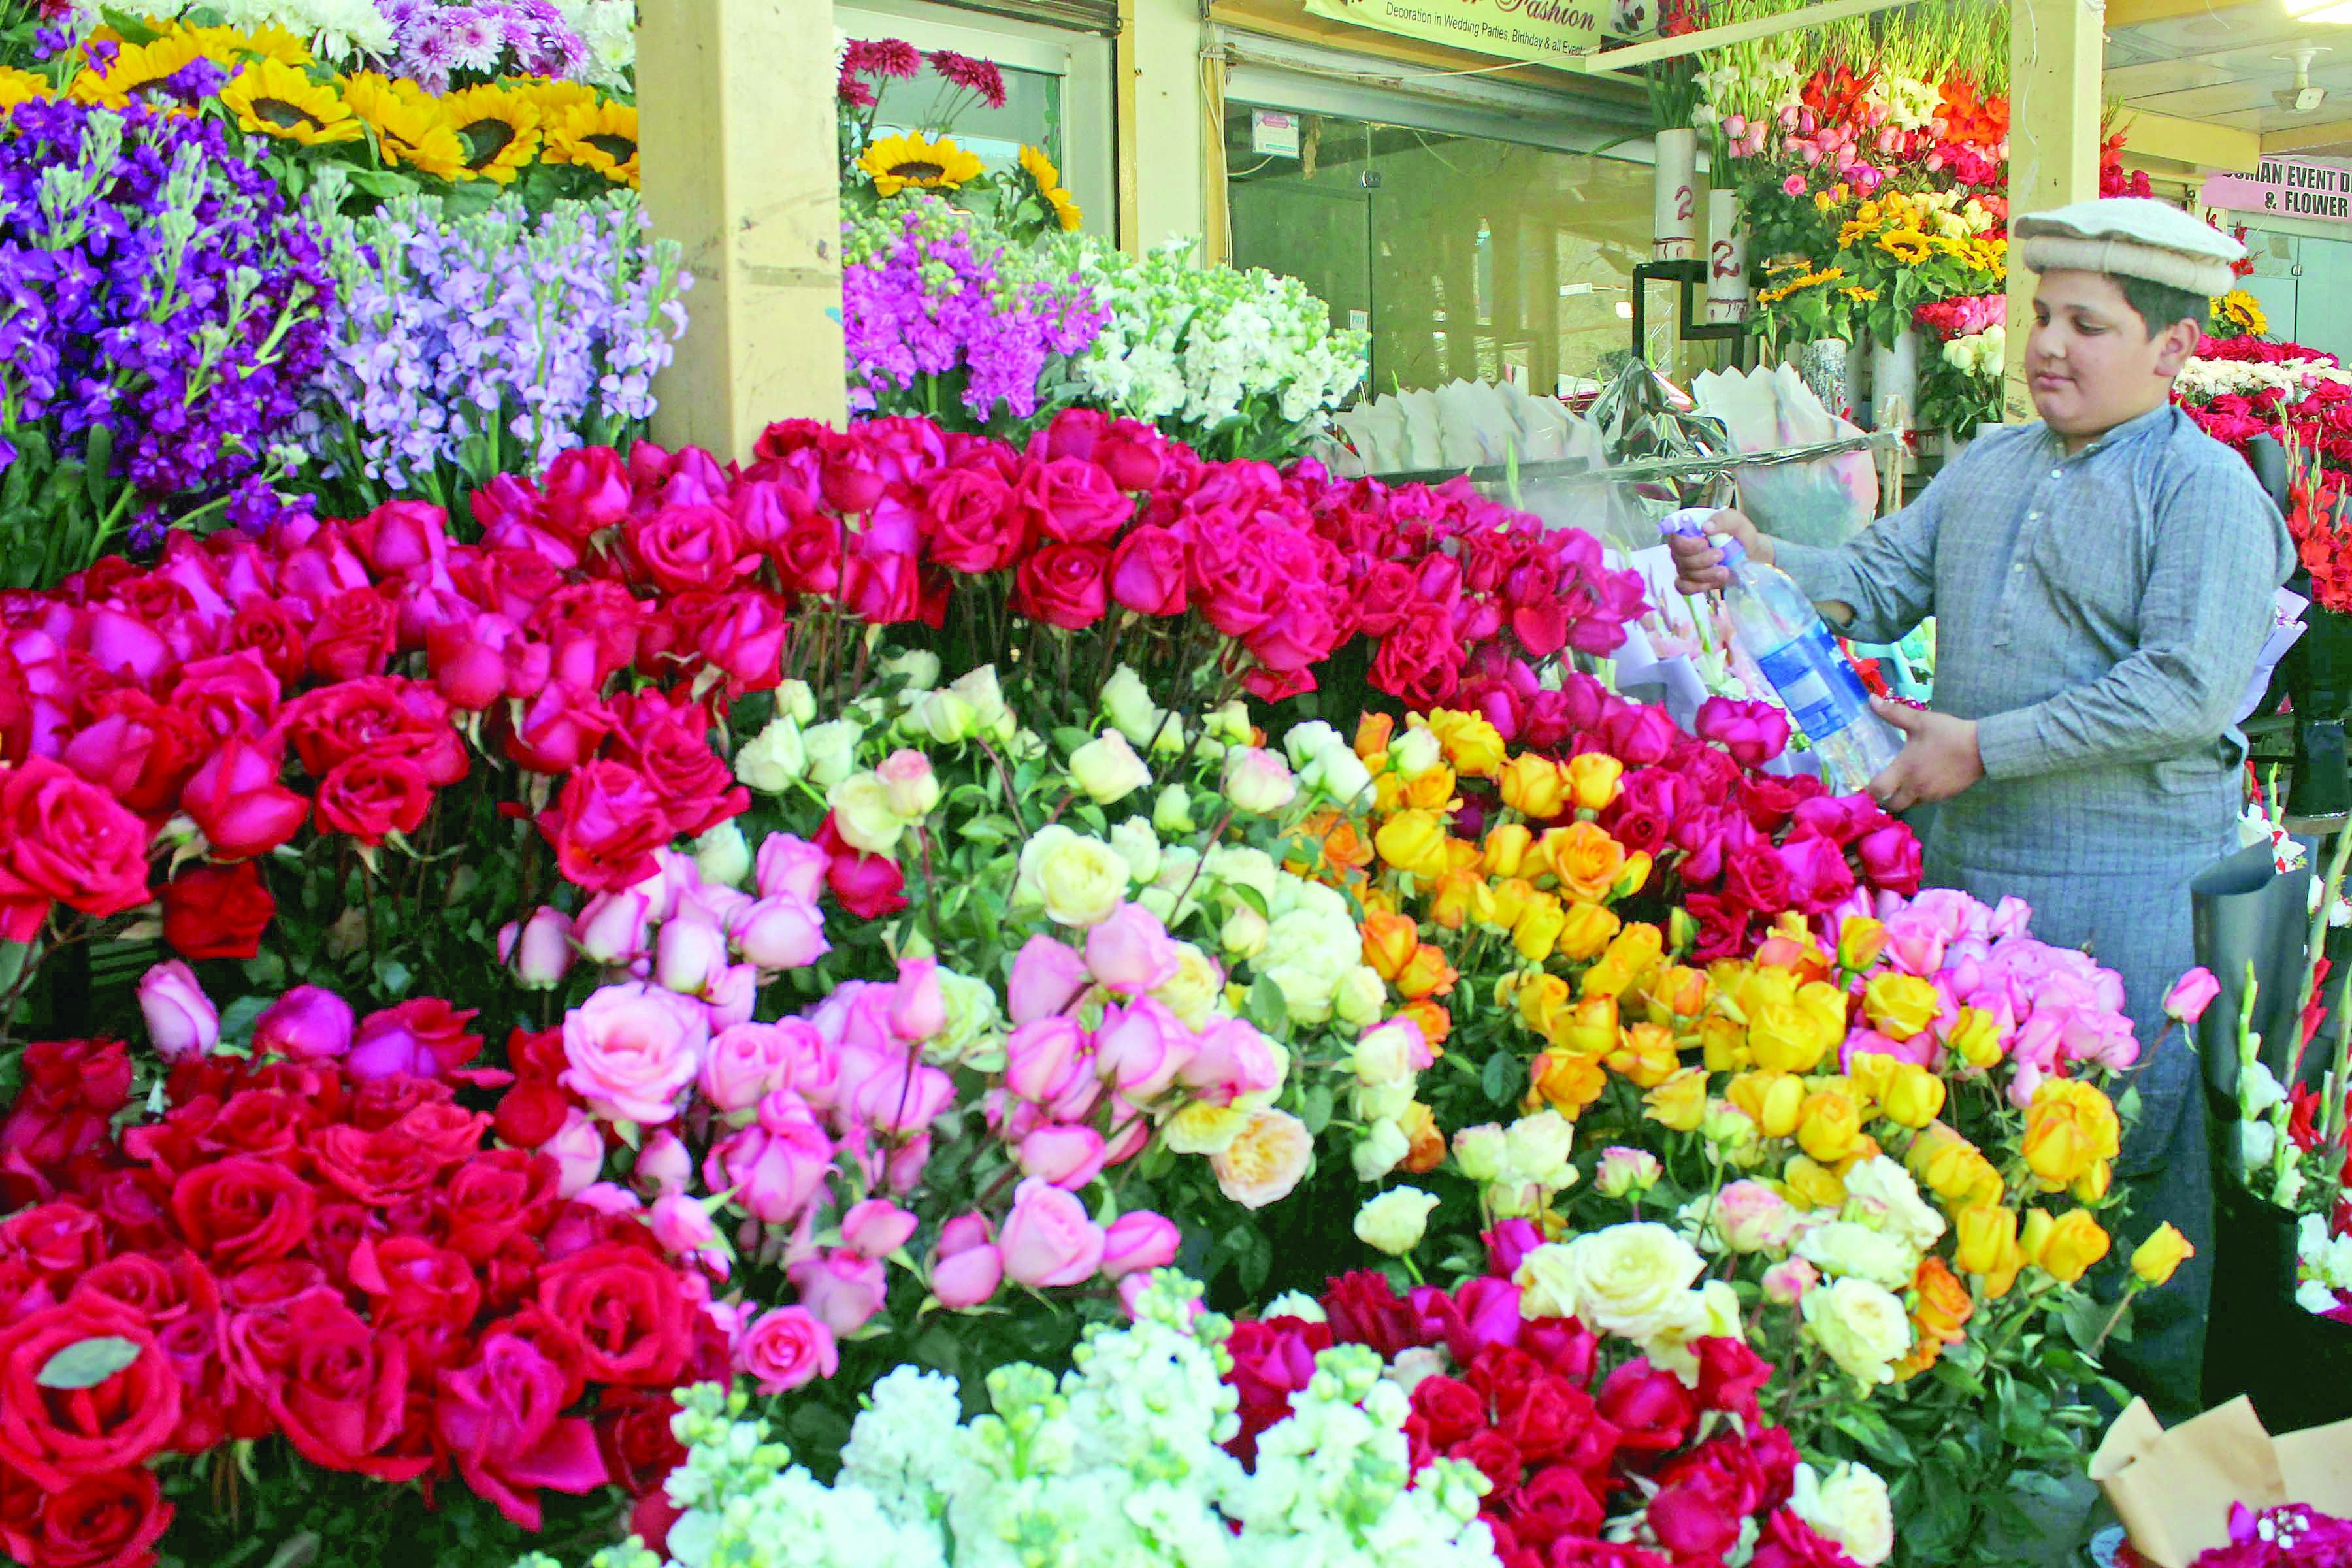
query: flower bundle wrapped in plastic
300 184 689 517
515 1271 1499 1568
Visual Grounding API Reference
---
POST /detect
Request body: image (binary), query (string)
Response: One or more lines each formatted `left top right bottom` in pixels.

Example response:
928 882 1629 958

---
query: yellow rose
1880 1062 1946 1129
1404 766 1459 811
1844 1050 1897 1106
1836 917 1887 972
1783 1154 1849 1210
1373 773 1406 814
1644 1067 1707 1132
1796 1091 1865 1164
1556 995 1620 1057
1360 911 1419 979
1498 753 1570 819
1427 710 1507 776
1646 964 1710 1022
2022 1079 2121 1192
1946 1007 2006 1069
2031 1209 2110 1284
1862 973 1940 1040
1548 821 1627 903
1597 923 1663 983
1733 966 1798 1015
1482 823 1534 880
1953 1204 2017 1277
1374 809 1451 880
2072 1158 2112 1204
1607 1022 1680 1088
1485 877 1535 933
1727 1070 1805 1139
1164 1100 1249 1155
1528 1047 1609 1117
1556 900 1622 962
1748 1000 1831 1075
2130 1222 2194 1287
1512 971 1576 1040
1699 1016 1751 1073
1567 752 1624 812
1513 893 1567 963
1796 981 1850 1044
1613 851 1654 900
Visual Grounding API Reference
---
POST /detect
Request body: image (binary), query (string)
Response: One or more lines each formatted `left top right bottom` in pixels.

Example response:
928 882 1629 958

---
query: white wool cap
2012 197 2246 296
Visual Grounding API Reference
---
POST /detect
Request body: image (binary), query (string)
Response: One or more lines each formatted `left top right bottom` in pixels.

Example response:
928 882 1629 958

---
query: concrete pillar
2001 0 2102 419
639 0 847 458
1122 0 1209 253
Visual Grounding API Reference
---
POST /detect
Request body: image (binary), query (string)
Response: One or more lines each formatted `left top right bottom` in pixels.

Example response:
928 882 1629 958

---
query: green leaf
1300 1083 1335 1135
1051 727 1094 758
217 995 273 1049
82 424 114 512
372 955 412 997
1245 973 1288 1032
37 1336 140 1390
1480 1050 1517 1105
1229 882 1269 920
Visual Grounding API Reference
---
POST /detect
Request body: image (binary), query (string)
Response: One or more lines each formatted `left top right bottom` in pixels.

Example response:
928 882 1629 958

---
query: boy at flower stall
1669 196 2295 1424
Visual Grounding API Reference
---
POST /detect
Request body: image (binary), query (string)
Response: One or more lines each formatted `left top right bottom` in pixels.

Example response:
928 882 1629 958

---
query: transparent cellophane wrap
1693 362 1879 551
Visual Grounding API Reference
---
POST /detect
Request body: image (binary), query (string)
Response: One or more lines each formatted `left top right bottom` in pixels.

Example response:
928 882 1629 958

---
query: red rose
226 599 309 685
917 466 1024 572
1752 1509 1863 1568
1319 1269 1420 1360
0 1301 181 1488
1499 1373 1613 1470
504 681 617 776
1107 523 1187 616
1597 1358 1694 1456
306 1124 446 1207
267 1292 427 1481
306 587 399 681
536 760 672 892
171 1155 316 1269
694 590 791 693
533 1243 693 1389
165 649 280 742
596 1387 688 1495
1724 843 1793 915
529 582 644 688
314 753 432 846
0 757 154 926
1448 1428 1524 1491
1739 774 1803 832
1543 1538 1673 1568
605 710 745 840
815 813 907 920
766 501 843 595
540 446 631 540
282 678 466 787
180 738 308 861
348 1236 482 1337
18 1466 172 1568
494 1079 573 1151
59 691 208 819
442 1149 561 1262
626 505 753 595
0 1203 106 1277
1369 601 1462 709
1500 1464 1605 1551
193 1089 319 1164
161 860 275 960
1646 1460 1747 1560
1409 1375 1488 1447
1010 542 1109 629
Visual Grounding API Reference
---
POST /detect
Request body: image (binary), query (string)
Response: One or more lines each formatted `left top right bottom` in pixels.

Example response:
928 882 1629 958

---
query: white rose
1204 845 1278 907
949 665 1013 740
826 772 906 857
1840 1156 1946 1256
932 968 1005 1070
1352 1078 1414 1124
1331 964 1386 1027
1152 785 1196 835
1109 817 1161 884
1101 663 1180 752
1016 826 1129 928
1260 1291 1327 1323
1385 1345 1446 1396
1503 1111 1575 1188
691 821 752 889
734 714 806 792
1305 745 1373 807
774 678 817 725
877 649 940 692
1069 730 1152 805
1351 1119 1411 1181
1282 721 1343 770
1353 1186 1440 1255
1389 727 1443 778
1789 1462 1895 1567
1453 1124 1506 1183
1801 1278 1913 1387
1513 1224 1704 1340
1220 904 1270 960
801 718 864 788
1797 1220 1918 1290
1224 747 1299 815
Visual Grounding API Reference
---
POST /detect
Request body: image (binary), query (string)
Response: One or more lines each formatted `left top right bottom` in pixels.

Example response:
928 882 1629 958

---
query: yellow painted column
2001 0 2100 419
638 0 847 459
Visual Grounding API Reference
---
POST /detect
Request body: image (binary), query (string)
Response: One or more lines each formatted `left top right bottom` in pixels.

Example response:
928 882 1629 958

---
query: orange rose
1398 998 1452 1053
1399 1100 1446 1173
1354 712 1395 764
1607 1021 1680 1088
1911 1256 1974 1344
1428 869 1481 932
1556 900 1621 962
1394 942 1457 1001
1318 813 1374 874
1361 910 1420 979
1546 821 1627 902
1529 1047 1609 1117
1643 963 1710 1022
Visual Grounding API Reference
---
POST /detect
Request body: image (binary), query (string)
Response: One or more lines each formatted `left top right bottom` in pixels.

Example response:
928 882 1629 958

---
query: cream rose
1109 817 1160 884
1839 1156 1947 1256
734 714 806 792
691 821 753 889
1223 746 1300 815
1351 1119 1409 1181
1151 941 1226 1028
1152 785 1196 835
1453 1124 1507 1183
1069 730 1152 805
1789 1462 1895 1567
1211 1108 1313 1208
1796 1220 1918 1290
1513 1224 1703 1337
1102 664 1179 752
1389 727 1443 777
1503 1111 1576 1188
1332 964 1386 1027
800 717 863 788
1354 1186 1440 1255
1016 826 1129 928
1801 1278 1913 1387
826 772 907 857
1642 1279 1744 1387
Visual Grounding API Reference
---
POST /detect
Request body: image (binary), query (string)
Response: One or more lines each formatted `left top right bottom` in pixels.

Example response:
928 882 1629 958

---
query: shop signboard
1301 0 1603 69
2202 157 2352 223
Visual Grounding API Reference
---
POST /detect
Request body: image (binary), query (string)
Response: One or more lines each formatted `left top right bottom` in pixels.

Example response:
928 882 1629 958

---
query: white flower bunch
1052 238 1369 451
1863 72 1942 131
2176 355 2352 405
555 0 638 86
526 1274 1497 1568
1940 325 2005 380
2297 1212 2352 1315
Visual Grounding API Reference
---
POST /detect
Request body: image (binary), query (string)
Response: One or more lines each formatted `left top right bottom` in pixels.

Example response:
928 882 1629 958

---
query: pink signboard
2202 156 2352 223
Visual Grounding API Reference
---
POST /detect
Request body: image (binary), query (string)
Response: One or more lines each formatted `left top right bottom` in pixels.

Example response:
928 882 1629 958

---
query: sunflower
342 71 470 181
1842 286 1879 302
219 58 363 146
508 75 597 126
2213 289 2268 338
856 131 982 197
1877 229 1934 265
68 35 209 109
1017 143 1082 231
0 65 48 115
544 99 640 187
440 84 542 183
152 20 314 66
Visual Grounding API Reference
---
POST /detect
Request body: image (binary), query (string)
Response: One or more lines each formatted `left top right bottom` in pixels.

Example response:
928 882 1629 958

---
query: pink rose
998 1176 1106 1288
504 907 574 988
573 890 653 966
702 964 759 1032
1092 1000 1190 1100
1857 825 1923 893
841 1198 918 1258
1880 914 1948 977
1018 1124 1108 1189
648 1191 717 1256
540 1110 608 1197
252 985 354 1062
1100 1211 1180 1279
1007 934 1090 1023
2164 966 2220 1024
888 956 946 1041
1005 1016 1089 1104
699 1022 805 1114
1179 1019 1282 1103
729 893 828 972
930 1213 1004 1309
138 961 218 1063
787 1248 888 1335
736 1305 838 1396
1084 904 1180 994
755 833 829 904
632 1130 694 1196
703 1092 832 1224
561 982 710 1126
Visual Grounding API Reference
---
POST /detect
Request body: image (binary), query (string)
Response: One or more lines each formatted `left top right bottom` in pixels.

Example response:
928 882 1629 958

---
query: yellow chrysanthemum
219 57 363 146
342 71 469 181
856 130 982 197
440 84 542 183
69 35 208 110
544 99 640 188
1017 143 1083 231
1877 229 1934 265
0 65 47 114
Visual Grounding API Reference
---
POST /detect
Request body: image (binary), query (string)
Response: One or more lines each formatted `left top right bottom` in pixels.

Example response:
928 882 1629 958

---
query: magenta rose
1016 455 1132 544
435 1331 608 1530
917 466 1024 572
735 1305 839 1396
1010 543 1110 630
1107 524 1188 616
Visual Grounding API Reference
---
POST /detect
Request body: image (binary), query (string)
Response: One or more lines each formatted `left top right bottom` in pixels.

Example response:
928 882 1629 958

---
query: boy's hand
1669 508 1771 595
1865 698 1982 813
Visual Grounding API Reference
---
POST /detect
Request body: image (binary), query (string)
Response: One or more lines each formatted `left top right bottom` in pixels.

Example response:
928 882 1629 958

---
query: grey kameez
1772 400 2295 1419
